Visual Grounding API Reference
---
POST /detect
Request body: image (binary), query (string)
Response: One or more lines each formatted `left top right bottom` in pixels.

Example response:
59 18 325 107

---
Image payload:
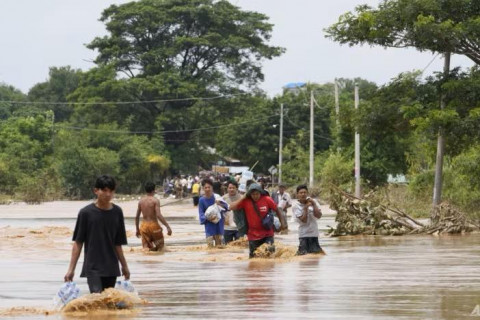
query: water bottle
53 282 80 309
274 216 281 232
115 280 135 293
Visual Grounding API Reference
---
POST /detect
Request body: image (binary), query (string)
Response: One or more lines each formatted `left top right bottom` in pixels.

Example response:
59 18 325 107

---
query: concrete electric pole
278 103 284 184
354 84 361 198
309 90 314 187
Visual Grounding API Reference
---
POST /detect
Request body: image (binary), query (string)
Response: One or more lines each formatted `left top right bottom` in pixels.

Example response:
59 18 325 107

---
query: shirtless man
135 182 172 251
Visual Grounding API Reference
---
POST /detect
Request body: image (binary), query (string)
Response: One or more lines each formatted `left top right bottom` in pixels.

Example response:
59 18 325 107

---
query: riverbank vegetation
0 0 479 222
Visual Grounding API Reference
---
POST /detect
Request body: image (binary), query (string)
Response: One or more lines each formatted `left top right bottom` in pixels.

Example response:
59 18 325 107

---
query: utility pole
334 79 340 127
354 84 361 198
278 103 284 184
433 52 451 207
309 90 314 187
51 111 55 150
334 79 341 151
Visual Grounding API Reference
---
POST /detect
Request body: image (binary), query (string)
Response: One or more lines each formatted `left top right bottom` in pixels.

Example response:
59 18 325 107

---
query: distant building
213 157 249 174
283 82 306 95
387 174 408 184
205 146 249 174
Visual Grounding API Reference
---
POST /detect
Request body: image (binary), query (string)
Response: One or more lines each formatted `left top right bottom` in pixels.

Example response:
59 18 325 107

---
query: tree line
0 0 478 218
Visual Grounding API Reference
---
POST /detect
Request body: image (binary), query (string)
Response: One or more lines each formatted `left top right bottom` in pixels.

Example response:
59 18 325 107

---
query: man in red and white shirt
230 183 287 258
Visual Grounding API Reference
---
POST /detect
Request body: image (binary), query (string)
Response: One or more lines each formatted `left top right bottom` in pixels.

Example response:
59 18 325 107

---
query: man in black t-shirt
64 175 130 293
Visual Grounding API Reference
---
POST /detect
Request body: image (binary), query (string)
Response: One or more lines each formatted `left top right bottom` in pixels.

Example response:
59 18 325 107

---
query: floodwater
1 199 480 319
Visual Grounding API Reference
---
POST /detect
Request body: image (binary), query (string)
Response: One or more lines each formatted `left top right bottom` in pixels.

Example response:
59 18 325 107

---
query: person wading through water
64 175 130 293
229 183 287 258
135 182 172 251
198 178 228 247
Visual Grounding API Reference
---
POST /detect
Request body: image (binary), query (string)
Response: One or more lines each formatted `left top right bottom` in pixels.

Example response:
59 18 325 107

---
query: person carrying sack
198 178 228 247
229 183 287 258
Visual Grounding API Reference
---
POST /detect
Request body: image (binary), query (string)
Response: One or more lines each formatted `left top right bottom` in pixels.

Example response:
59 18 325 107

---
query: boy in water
64 175 130 293
135 182 172 251
292 184 323 255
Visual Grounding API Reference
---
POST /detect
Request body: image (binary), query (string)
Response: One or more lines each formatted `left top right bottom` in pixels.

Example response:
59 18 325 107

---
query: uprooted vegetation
327 186 480 236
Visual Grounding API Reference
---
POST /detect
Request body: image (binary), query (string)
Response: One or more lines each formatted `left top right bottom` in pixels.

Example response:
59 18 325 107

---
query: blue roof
284 82 306 89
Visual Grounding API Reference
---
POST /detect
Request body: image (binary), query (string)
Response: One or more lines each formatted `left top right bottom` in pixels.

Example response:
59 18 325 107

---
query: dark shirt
72 203 127 277
212 181 222 195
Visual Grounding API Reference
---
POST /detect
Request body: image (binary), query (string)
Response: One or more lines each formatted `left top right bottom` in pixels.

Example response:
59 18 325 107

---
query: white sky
0 0 474 96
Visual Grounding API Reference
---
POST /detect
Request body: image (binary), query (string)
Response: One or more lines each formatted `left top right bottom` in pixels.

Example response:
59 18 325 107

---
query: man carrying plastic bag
198 178 229 247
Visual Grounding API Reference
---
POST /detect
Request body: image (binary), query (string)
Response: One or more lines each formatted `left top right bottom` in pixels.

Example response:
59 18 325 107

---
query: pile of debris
411 202 478 235
327 186 478 236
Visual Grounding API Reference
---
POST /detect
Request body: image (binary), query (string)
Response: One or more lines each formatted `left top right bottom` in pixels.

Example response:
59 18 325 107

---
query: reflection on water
1 201 480 319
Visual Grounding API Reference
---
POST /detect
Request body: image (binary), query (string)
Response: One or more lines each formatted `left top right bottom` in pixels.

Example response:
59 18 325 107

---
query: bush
319 152 354 199
57 145 120 199
16 175 46 204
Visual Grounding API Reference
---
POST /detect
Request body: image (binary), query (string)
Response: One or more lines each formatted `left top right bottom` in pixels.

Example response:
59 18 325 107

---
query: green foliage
28 66 82 121
56 136 121 199
53 125 170 197
0 83 28 119
319 152 354 191
325 0 480 64
280 131 311 185
444 144 480 214
1 0 479 209
89 0 284 85
15 167 62 204
214 94 280 173
0 114 54 194
407 144 480 218
60 0 286 176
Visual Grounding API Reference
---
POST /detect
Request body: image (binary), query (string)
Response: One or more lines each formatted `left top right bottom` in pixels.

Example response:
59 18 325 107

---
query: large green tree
89 0 284 85
325 0 480 64
28 66 81 121
76 0 284 132
0 84 28 119
326 0 479 203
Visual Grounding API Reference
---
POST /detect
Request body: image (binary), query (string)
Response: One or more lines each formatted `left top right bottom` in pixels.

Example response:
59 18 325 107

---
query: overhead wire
420 53 440 74
284 115 333 142
55 114 279 135
0 92 249 105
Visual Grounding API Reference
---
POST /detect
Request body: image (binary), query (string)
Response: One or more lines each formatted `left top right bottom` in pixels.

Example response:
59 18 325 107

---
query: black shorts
249 236 274 258
224 229 239 244
87 276 117 293
297 237 322 255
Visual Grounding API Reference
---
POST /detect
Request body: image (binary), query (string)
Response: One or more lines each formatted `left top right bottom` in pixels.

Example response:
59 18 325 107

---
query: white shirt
276 191 292 211
292 199 321 238
222 193 241 231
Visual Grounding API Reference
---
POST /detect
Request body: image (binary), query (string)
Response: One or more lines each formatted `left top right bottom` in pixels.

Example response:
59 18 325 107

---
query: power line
421 53 440 74
284 115 333 142
0 92 249 106
55 114 279 135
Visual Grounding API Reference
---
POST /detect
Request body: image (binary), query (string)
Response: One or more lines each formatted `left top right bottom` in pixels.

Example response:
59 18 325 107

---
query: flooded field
1 199 480 319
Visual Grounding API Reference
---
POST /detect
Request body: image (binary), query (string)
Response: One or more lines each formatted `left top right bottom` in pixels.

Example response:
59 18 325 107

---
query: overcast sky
0 0 474 97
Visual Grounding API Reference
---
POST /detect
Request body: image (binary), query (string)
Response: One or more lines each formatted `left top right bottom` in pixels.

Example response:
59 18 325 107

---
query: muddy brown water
1 200 480 319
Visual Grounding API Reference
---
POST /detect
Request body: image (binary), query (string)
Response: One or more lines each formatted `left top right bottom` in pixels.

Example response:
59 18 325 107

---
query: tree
326 0 479 206
28 66 81 121
78 0 284 135
215 94 279 173
89 0 284 85
325 0 480 64
356 73 416 185
0 84 28 119
0 114 54 194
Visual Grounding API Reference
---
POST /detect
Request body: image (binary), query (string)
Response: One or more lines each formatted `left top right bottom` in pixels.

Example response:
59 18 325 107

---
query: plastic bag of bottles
274 216 281 232
115 280 136 293
53 282 80 309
